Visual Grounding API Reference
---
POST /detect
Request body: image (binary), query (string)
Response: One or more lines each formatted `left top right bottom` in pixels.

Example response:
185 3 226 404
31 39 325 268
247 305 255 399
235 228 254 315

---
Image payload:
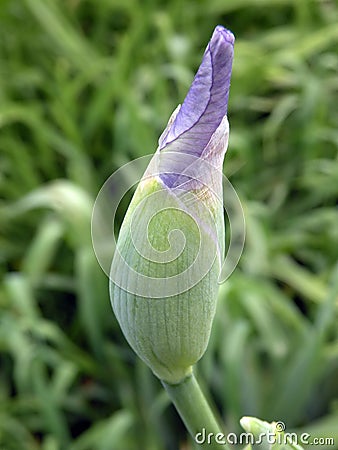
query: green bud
110 158 225 383
240 417 302 450
108 26 236 384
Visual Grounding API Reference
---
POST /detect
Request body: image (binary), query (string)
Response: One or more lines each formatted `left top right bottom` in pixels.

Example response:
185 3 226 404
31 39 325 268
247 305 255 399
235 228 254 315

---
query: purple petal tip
214 26 235 46
158 26 234 188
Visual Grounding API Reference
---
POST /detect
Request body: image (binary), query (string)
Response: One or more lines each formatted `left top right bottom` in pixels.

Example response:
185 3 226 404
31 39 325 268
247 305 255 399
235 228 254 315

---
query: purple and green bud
110 26 235 383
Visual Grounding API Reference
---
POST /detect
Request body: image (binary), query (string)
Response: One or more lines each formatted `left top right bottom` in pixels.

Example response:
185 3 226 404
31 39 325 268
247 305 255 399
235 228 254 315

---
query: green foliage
0 0 337 449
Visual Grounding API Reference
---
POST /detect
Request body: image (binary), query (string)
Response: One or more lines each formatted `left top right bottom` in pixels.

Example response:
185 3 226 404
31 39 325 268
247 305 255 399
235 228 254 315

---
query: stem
162 372 227 449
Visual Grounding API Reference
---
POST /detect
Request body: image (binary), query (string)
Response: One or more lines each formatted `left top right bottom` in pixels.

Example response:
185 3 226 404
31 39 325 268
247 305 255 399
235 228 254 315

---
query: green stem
162 372 227 449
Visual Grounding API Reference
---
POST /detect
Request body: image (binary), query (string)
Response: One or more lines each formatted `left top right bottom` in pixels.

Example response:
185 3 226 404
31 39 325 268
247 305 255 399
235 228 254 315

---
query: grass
0 0 338 449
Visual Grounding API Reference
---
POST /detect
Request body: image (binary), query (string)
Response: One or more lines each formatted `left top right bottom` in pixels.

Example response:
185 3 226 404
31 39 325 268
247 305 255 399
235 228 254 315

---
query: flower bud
110 26 234 383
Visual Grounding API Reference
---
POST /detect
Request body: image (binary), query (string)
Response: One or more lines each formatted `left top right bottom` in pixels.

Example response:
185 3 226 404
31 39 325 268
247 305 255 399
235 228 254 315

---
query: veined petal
158 26 234 188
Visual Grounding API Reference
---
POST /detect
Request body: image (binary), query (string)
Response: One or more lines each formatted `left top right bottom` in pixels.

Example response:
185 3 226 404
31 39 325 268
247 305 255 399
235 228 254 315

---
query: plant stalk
162 372 227 449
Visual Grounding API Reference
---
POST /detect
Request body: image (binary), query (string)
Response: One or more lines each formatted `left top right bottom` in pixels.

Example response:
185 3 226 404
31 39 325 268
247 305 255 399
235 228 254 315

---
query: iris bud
110 26 234 384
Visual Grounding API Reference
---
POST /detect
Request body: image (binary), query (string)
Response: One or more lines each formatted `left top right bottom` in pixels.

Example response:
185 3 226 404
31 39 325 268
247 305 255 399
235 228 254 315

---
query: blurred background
1 0 338 449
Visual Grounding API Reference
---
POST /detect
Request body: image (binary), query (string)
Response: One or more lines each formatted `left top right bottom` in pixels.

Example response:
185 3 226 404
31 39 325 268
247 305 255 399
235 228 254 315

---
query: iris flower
110 26 235 384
